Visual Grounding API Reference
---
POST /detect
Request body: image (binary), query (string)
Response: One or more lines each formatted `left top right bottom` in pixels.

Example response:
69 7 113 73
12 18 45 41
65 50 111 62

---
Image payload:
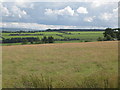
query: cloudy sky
0 0 119 30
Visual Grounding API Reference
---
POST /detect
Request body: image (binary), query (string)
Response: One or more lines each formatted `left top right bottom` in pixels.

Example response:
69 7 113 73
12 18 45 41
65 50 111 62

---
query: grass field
1 31 104 41
2 41 118 88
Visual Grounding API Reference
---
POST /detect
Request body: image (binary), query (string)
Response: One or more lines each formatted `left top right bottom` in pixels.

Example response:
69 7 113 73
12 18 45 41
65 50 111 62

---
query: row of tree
2 36 54 44
97 28 120 41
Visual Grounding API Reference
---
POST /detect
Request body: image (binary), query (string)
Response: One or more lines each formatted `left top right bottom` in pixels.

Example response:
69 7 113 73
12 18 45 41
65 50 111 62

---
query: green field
1 31 104 42
2 41 118 88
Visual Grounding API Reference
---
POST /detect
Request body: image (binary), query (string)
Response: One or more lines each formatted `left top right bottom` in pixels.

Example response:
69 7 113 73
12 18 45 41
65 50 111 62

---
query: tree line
2 29 105 33
97 28 120 41
46 29 105 31
2 36 54 44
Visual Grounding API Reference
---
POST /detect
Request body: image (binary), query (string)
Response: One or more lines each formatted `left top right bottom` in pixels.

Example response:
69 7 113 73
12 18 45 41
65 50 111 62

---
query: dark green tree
104 34 113 41
48 36 54 43
116 28 120 40
22 39 28 44
41 36 48 43
97 37 103 41
104 28 116 38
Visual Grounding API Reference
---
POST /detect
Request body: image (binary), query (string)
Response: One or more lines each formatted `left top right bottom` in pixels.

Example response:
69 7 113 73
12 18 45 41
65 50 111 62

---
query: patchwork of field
2 31 104 42
2 41 118 88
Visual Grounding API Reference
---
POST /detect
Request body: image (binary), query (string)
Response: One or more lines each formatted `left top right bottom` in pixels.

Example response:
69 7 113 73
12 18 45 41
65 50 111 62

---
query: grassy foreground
2 41 118 88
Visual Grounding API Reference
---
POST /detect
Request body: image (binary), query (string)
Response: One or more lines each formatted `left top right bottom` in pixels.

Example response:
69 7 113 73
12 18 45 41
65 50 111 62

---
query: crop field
1 31 104 42
2 41 118 88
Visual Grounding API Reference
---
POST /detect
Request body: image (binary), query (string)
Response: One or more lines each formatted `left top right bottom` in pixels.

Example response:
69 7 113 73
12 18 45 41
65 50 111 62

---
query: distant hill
0 27 44 31
0 27 105 32
46 29 105 31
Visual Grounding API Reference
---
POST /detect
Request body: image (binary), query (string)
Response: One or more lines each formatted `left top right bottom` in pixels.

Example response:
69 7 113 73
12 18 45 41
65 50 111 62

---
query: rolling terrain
1 31 104 45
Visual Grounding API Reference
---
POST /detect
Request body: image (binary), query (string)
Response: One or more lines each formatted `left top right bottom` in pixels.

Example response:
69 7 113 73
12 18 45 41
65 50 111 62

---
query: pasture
1 31 104 45
2 41 118 88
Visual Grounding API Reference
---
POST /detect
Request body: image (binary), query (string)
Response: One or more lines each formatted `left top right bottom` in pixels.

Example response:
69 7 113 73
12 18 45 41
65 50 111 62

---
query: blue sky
0 0 118 30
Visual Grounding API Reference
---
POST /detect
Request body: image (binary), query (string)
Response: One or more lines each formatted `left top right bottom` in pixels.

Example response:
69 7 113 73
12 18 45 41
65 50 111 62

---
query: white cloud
84 16 96 22
15 1 34 9
45 6 75 16
99 13 112 21
29 4 34 9
0 3 10 16
0 22 77 30
99 7 118 21
0 3 28 18
113 8 118 13
0 22 107 30
44 9 53 15
77 7 88 14
10 6 27 18
91 1 108 8
112 7 118 18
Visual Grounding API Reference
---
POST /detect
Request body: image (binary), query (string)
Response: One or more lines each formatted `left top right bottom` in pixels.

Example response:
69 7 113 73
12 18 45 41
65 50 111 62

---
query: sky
0 0 119 30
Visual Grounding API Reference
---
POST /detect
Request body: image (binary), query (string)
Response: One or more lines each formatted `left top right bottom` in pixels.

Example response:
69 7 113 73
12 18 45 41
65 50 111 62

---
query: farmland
1 31 104 45
2 41 118 88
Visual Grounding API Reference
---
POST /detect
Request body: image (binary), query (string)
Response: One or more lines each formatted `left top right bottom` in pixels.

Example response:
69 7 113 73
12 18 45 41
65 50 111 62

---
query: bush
103 35 113 41
79 40 84 42
30 42 33 44
84 40 91 42
48 36 54 43
21 39 28 44
97 37 103 41
41 36 48 43
41 36 54 43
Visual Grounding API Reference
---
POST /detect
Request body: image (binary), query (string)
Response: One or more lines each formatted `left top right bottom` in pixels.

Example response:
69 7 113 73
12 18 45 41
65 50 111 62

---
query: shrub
97 37 103 41
103 35 113 41
48 36 54 43
21 39 28 44
84 40 91 42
